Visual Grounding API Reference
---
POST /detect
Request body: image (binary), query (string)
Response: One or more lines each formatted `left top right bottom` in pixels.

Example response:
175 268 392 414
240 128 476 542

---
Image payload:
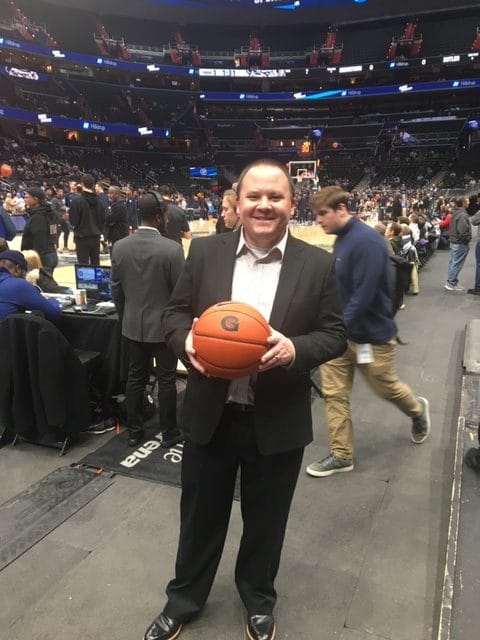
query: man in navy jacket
306 186 431 478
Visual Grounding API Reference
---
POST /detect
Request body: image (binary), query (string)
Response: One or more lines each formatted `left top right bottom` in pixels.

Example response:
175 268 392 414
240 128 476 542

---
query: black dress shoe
144 612 183 640
467 288 480 295
246 614 276 640
127 432 143 447
160 430 183 449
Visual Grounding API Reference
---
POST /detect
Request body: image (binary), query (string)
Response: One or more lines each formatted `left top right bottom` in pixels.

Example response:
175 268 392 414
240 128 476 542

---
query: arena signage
0 105 170 138
0 66 47 82
1 34 480 83
0 36 196 77
199 68 291 78
199 76 480 101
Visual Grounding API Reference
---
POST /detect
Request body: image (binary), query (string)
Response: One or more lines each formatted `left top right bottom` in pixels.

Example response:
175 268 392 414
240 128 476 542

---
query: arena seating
1 2 477 73
1 1 479 197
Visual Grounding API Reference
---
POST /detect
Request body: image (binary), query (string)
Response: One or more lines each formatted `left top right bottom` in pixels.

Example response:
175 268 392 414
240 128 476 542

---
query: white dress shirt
227 229 288 405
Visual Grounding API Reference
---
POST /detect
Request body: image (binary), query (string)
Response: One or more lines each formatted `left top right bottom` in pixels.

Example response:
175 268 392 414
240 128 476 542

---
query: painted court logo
221 315 240 332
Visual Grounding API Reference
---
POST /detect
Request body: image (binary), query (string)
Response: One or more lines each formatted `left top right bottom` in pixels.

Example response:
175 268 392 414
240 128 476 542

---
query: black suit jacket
105 199 129 244
163 229 347 455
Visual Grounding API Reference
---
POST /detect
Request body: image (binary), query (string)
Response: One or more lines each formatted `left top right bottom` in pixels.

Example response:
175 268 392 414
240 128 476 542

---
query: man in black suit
158 185 192 245
105 185 129 250
111 192 185 447
143 159 346 640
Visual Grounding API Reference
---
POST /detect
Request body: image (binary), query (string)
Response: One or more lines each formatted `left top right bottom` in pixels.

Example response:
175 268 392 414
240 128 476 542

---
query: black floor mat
79 379 187 486
79 423 241 499
0 466 114 572
78 421 186 487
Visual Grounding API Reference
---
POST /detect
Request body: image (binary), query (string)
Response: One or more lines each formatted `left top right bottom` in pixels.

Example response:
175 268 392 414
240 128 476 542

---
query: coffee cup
74 289 87 305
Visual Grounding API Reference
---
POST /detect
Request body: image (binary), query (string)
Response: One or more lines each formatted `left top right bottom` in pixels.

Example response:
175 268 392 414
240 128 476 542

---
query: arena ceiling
30 0 480 25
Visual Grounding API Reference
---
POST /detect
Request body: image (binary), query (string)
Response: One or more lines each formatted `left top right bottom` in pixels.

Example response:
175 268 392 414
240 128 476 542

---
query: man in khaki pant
306 187 431 478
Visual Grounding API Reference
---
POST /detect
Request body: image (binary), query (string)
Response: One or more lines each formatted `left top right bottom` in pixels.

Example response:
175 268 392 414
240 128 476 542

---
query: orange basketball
0 164 13 178
193 301 271 379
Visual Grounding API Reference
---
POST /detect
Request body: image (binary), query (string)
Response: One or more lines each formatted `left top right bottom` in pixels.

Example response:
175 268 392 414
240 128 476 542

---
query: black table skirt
60 313 127 404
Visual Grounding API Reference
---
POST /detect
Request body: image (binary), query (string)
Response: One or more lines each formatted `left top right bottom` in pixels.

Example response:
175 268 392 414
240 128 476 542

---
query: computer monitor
74 264 112 302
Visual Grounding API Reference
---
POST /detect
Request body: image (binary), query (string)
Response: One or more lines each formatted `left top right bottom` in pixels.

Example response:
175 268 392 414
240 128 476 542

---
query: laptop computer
74 264 113 303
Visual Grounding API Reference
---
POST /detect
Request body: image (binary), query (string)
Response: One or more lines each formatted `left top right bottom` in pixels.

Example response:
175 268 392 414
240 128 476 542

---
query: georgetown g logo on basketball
221 315 240 332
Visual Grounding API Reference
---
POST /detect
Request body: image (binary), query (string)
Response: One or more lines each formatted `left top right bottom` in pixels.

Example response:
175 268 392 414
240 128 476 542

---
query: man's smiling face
237 163 295 249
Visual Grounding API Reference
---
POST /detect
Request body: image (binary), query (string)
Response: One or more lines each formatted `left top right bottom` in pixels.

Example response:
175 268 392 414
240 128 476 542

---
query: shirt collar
138 225 160 234
236 227 288 259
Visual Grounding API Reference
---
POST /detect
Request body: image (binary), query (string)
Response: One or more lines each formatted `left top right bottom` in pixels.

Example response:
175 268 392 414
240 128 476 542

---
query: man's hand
258 328 295 372
185 317 209 376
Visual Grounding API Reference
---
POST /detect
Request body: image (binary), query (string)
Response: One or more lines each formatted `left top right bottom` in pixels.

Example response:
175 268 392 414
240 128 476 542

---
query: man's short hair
455 195 468 208
310 186 350 212
81 174 95 190
388 221 402 236
158 185 172 198
139 193 167 222
26 186 46 204
236 159 295 199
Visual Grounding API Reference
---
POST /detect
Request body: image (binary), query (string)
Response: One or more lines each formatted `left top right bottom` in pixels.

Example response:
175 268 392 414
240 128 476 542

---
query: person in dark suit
158 185 192 245
126 188 139 231
111 192 185 447
391 194 403 221
105 185 129 249
143 159 347 640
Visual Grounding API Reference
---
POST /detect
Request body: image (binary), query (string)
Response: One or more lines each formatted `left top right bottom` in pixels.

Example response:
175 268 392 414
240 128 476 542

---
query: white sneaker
445 283 465 291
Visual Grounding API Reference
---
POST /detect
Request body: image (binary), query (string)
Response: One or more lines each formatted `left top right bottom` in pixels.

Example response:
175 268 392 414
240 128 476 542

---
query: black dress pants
125 339 177 436
164 406 304 622
60 220 70 249
75 236 100 265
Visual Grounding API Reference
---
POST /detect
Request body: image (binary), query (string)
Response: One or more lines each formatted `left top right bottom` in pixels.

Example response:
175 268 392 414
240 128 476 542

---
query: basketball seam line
197 353 260 371
194 333 269 347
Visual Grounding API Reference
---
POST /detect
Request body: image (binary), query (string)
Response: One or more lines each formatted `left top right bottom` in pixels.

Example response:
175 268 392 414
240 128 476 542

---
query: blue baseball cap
0 250 28 271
